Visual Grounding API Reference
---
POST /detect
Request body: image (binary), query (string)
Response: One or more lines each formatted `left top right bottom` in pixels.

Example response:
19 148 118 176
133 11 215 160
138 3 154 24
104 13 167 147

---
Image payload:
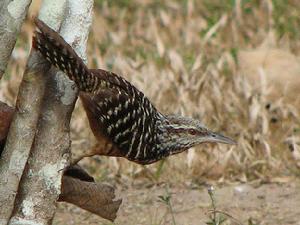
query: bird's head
158 115 236 156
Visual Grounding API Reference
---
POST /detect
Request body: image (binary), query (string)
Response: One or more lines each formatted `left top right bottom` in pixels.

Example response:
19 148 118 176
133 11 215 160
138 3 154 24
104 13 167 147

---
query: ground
53 178 300 225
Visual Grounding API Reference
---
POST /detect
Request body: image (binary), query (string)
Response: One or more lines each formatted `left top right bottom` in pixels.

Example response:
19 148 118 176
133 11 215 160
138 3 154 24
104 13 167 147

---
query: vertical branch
0 0 32 79
0 1 67 224
8 0 94 224
0 103 122 222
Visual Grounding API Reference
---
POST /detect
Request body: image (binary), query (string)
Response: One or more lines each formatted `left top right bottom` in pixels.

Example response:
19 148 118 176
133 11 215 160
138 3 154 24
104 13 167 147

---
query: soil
53 178 300 225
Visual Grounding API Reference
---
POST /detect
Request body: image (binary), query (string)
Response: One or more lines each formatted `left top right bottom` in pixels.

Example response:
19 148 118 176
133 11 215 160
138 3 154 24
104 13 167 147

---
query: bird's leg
71 137 120 165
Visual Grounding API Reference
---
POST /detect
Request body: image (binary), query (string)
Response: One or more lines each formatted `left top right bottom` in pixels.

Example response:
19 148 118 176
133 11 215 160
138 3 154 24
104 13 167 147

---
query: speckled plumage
32 18 236 165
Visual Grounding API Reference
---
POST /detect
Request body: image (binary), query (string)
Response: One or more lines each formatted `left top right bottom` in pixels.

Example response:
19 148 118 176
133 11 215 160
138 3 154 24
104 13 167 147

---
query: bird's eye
189 129 197 135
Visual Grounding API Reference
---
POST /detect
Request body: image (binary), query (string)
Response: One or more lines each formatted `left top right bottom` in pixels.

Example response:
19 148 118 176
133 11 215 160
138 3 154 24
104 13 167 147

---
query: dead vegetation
2 0 300 185
73 0 299 184
1 1 300 223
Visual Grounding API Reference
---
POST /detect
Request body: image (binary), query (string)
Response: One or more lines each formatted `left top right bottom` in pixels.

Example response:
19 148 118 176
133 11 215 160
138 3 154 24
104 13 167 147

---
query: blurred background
1 0 300 224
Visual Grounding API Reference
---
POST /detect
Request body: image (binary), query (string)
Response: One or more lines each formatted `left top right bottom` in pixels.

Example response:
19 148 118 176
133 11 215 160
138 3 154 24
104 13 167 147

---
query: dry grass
1 0 300 187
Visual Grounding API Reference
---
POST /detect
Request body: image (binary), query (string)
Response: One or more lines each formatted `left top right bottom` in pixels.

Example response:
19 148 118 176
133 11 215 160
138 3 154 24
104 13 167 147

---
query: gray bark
0 0 122 223
0 1 57 224
7 0 94 224
0 102 121 223
0 46 52 225
0 1 67 223
0 0 32 79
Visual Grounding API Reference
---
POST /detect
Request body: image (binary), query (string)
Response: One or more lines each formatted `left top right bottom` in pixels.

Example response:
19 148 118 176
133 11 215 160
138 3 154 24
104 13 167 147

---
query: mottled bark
7 1 94 224
0 1 67 223
0 103 121 223
0 50 51 224
0 0 122 223
0 0 32 79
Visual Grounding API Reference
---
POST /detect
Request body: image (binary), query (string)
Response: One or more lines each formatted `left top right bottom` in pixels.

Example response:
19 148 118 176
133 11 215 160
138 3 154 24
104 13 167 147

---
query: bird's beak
207 132 237 145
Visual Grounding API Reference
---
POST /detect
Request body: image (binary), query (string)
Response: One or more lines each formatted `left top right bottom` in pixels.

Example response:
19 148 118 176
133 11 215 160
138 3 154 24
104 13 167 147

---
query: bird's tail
32 18 98 92
32 18 143 98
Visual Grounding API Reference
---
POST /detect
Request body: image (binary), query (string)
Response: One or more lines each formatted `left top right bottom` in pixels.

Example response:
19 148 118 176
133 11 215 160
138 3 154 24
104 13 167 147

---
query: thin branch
0 0 32 79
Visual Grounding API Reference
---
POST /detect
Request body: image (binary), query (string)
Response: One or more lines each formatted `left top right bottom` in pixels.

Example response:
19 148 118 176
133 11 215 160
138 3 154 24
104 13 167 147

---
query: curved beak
207 132 237 145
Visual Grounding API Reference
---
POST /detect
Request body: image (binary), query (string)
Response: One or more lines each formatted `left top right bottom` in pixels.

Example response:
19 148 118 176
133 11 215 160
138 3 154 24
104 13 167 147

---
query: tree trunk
0 0 32 79
0 102 122 223
0 0 67 221
0 0 96 224
9 1 94 224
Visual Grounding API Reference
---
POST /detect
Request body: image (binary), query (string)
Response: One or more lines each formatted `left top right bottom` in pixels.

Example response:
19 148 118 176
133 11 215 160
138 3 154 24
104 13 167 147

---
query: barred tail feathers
32 18 96 92
32 18 148 99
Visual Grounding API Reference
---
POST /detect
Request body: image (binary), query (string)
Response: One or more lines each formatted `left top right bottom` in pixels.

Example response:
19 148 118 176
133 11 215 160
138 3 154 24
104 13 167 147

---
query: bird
32 18 236 165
